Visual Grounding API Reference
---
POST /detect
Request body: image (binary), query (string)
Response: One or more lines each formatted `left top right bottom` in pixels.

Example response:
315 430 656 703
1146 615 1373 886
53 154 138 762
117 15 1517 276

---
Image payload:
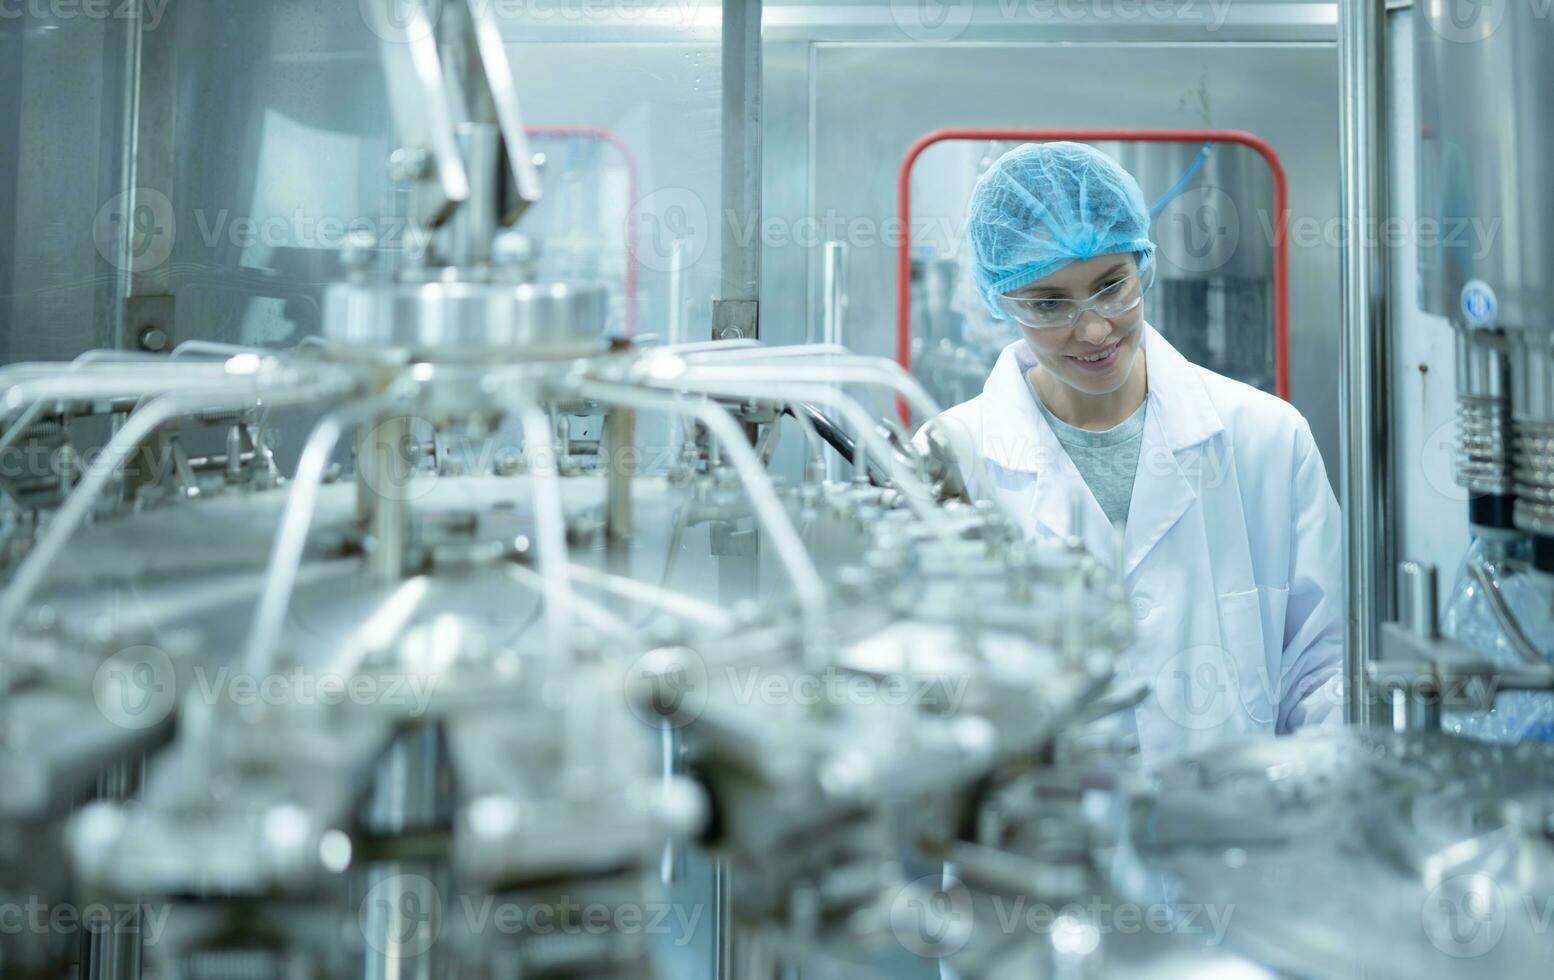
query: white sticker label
1460 279 1498 328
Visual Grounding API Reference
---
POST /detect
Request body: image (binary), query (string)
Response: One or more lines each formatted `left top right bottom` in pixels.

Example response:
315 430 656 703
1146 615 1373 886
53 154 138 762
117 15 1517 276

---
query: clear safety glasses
995 262 1155 330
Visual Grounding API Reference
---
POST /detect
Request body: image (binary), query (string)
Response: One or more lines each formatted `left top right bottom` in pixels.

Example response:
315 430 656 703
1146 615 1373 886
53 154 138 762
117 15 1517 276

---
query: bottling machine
2 1 1554 979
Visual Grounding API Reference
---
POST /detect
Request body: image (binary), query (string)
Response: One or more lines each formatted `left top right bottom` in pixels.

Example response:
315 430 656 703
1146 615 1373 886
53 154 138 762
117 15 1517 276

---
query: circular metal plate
322 279 609 360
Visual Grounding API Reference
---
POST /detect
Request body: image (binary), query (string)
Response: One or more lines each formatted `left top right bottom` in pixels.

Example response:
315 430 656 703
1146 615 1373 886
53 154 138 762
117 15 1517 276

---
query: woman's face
1010 252 1146 397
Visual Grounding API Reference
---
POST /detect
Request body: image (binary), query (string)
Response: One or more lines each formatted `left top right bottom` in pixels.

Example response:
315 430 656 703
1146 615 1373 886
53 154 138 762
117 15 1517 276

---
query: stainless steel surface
1340 0 1392 725
1413 0 1554 333
721 0 763 310
1119 728 1554 978
16 4 1554 980
321 279 609 358
1512 332 1554 534
1456 328 1513 498
1398 559 1438 639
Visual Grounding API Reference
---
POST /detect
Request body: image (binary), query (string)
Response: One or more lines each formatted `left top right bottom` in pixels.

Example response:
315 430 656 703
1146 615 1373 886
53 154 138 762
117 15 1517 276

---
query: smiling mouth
1069 341 1120 364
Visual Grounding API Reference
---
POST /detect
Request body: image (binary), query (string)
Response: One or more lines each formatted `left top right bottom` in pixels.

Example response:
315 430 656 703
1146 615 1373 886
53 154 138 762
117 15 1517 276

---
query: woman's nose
1075 310 1111 344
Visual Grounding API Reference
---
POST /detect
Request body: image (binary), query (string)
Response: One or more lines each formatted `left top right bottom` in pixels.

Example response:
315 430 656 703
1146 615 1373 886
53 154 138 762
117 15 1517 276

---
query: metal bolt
137 326 169 352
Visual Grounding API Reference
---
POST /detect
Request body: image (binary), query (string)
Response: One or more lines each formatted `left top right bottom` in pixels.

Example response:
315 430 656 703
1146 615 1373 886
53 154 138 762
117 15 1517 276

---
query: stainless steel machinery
7 2 1554 980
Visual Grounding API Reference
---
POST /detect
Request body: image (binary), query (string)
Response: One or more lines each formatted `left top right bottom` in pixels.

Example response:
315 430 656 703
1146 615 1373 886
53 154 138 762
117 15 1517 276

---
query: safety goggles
995 262 1155 330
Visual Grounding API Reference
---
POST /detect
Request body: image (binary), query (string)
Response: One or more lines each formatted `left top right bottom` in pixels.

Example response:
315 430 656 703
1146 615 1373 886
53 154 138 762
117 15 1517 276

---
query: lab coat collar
979 324 1226 576
978 323 1223 471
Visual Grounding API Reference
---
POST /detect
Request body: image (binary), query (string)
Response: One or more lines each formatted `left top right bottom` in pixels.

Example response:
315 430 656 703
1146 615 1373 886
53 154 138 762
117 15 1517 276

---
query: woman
924 142 1343 765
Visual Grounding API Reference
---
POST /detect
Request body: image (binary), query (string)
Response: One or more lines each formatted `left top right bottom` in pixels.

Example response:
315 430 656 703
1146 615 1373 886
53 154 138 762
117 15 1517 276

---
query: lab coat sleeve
1277 420 1346 731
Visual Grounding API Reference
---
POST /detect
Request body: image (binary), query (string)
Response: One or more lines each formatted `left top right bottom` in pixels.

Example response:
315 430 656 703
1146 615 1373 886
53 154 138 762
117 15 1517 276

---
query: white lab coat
923 324 1343 766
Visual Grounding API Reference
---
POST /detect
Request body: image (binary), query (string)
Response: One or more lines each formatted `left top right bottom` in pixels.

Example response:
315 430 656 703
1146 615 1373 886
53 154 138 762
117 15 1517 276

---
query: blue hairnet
965 142 1156 320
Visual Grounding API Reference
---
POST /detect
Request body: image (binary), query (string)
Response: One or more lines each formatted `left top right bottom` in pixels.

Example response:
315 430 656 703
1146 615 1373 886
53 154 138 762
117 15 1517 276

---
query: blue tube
1148 142 1215 217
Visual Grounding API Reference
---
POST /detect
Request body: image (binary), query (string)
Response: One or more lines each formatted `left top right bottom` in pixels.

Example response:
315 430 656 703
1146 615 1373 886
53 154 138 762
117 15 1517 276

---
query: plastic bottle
1440 536 1554 742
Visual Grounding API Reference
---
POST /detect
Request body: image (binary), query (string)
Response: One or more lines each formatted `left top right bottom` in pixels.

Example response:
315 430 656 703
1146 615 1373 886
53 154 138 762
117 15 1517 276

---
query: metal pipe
604 404 635 543
1338 0 1393 726
780 402 828 473
720 0 762 306
0 383 320 637
505 395 579 671
244 394 404 675
576 380 828 649
562 563 734 631
656 378 974 590
1468 560 1549 668
363 413 411 583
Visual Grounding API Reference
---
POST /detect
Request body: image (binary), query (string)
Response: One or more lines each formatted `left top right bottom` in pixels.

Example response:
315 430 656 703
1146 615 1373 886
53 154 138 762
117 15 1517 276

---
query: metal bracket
123 294 175 353
712 299 758 343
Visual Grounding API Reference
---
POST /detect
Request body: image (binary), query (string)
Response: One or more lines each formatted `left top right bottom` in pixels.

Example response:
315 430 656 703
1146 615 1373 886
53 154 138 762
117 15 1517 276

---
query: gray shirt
1028 376 1148 527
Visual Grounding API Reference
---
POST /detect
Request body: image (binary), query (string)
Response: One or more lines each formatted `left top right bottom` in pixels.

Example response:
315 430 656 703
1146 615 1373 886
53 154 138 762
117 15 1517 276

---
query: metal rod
0 383 319 637
563 563 734 631
720 0 762 305
604 403 635 543
1338 0 1393 726
657 379 974 590
365 413 411 583
506 395 579 671
577 380 827 644
1469 560 1548 667
245 395 402 675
